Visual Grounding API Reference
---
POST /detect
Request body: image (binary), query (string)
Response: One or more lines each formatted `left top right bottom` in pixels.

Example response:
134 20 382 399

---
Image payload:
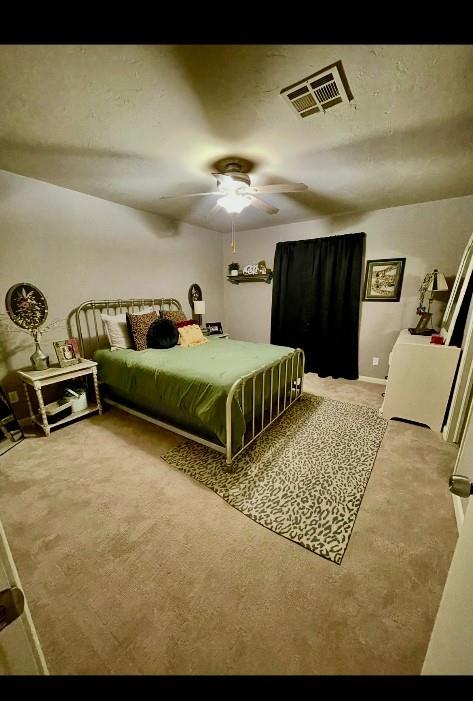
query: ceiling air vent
281 60 353 119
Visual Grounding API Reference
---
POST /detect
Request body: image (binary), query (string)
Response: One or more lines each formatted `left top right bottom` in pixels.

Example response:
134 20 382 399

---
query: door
0 519 48 675
422 402 473 674
454 396 473 522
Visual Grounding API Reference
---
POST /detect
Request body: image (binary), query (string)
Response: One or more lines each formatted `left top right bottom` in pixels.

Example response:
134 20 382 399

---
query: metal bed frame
75 298 304 465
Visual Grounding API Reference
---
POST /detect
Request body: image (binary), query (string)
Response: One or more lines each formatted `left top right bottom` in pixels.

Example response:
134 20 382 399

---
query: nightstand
17 359 102 436
379 329 461 432
207 333 229 340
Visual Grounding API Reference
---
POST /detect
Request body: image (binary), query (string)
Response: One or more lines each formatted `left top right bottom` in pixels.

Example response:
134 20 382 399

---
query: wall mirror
441 232 473 345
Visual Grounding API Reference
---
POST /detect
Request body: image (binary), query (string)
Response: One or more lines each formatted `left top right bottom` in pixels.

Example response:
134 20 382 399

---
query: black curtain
270 232 365 379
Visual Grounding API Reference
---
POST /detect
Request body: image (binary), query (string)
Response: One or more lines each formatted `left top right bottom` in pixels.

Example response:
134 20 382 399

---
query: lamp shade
427 269 448 292
193 300 206 315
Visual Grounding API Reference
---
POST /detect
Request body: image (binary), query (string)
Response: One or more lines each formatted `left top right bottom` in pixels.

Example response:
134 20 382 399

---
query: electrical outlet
8 391 19 404
372 357 379 366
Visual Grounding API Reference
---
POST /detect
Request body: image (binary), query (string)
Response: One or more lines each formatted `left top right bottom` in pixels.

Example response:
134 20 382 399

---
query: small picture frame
206 322 223 335
362 258 406 302
54 340 80 367
66 338 81 358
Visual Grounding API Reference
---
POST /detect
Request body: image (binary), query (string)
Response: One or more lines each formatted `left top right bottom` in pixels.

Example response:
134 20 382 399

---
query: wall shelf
227 273 273 285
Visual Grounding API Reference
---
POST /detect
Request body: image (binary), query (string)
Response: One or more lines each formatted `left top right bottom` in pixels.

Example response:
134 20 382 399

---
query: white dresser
379 329 461 433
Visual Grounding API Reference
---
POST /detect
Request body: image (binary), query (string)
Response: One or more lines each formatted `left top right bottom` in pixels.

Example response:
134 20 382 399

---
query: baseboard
452 493 465 533
358 375 387 385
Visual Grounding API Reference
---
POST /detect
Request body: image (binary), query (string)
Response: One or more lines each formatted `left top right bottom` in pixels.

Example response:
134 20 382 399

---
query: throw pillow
126 310 158 351
175 319 197 328
146 318 179 349
178 324 208 348
100 313 133 351
100 308 154 351
160 309 188 324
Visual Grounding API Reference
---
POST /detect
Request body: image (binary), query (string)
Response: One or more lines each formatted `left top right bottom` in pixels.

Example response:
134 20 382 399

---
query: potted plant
228 262 240 277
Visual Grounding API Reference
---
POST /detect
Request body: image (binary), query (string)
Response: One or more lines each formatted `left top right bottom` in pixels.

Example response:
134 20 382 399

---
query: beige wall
0 170 223 417
223 195 473 379
1 166 472 422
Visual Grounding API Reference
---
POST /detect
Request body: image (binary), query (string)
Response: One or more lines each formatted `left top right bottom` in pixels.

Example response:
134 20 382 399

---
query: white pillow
101 308 153 351
101 313 131 351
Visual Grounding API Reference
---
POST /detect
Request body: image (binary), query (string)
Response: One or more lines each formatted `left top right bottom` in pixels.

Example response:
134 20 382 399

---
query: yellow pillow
178 324 208 347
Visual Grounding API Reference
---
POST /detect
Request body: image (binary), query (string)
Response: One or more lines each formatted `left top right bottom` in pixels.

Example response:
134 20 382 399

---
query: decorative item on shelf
228 262 240 277
409 269 448 336
227 260 273 284
362 258 406 302
1 283 63 371
53 340 80 367
64 380 89 413
206 322 223 335
44 398 73 425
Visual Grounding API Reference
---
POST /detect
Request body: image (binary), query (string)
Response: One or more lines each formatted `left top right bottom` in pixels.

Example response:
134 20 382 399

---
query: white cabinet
379 330 461 433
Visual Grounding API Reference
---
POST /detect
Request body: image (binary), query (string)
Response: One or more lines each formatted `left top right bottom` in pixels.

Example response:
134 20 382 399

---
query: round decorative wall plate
188 283 202 308
5 283 48 330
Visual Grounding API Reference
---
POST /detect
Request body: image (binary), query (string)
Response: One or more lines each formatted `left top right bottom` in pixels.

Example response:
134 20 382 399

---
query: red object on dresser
430 335 445 345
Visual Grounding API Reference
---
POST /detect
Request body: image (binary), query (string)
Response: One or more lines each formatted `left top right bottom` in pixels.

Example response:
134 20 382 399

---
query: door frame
0 520 48 675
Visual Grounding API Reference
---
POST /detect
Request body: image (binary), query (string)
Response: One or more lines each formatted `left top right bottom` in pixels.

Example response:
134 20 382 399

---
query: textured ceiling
0 44 472 232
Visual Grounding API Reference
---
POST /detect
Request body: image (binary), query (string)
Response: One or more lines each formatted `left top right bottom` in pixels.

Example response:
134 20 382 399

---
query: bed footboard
225 348 305 465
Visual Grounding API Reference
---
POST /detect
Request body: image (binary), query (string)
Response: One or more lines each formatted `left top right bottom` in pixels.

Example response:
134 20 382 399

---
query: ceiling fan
160 158 308 217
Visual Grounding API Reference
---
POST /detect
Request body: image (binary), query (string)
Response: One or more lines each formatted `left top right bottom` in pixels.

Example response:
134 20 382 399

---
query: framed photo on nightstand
54 340 80 367
206 322 223 335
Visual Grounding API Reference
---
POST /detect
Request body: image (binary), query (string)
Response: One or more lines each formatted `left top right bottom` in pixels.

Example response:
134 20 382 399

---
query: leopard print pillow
126 310 158 351
160 309 187 324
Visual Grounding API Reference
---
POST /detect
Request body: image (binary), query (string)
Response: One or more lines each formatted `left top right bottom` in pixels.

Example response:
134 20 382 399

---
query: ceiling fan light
219 175 242 194
218 194 251 214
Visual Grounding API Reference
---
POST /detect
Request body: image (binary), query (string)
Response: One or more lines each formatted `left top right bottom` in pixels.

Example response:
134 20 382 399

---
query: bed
75 298 304 465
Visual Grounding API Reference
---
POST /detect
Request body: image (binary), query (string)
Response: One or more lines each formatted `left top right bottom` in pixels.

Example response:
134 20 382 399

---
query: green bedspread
95 339 296 449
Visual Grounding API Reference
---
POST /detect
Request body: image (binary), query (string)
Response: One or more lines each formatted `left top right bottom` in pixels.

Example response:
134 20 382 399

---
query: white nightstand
17 359 102 436
379 329 461 432
207 333 229 340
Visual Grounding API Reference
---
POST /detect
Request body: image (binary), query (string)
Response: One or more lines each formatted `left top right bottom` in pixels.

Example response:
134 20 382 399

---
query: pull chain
231 214 236 253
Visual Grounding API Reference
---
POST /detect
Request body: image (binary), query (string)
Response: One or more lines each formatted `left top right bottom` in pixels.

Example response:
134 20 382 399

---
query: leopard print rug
161 393 388 564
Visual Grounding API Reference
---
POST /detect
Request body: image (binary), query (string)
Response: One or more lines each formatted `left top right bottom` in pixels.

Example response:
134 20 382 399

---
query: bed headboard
74 297 183 359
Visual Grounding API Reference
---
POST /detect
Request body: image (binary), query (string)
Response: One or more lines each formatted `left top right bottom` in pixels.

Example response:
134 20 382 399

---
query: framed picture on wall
362 258 406 302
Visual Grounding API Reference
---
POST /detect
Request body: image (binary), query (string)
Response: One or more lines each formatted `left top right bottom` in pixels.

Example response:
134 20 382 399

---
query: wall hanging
2 283 62 370
362 258 405 302
188 283 206 326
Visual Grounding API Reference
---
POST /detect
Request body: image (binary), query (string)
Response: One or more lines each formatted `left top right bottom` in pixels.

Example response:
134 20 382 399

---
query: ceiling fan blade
206 202 223 219
250 183 308 194
160 192 219 200
248 196 279 215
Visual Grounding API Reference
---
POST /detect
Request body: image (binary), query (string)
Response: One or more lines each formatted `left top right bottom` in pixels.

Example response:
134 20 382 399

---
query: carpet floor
0 375 459 675
162 394 388 564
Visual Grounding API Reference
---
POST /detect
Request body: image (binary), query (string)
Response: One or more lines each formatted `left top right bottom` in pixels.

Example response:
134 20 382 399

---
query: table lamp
409 269 448 335
193 300 206 328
